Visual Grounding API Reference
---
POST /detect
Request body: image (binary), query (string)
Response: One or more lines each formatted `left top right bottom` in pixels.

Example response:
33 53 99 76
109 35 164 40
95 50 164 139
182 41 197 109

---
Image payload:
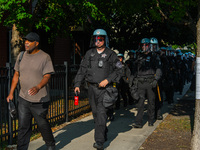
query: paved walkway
28 83 193 150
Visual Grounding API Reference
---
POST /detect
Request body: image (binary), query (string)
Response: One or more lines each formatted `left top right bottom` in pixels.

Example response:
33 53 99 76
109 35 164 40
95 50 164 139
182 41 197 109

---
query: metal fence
0 62 90 148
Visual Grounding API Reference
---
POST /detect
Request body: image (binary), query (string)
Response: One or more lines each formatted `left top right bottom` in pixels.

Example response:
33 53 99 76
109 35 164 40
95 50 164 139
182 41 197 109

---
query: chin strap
96 45 106 50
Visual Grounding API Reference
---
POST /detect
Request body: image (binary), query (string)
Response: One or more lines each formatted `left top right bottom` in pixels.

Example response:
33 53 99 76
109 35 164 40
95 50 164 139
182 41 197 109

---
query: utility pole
191 2 200 150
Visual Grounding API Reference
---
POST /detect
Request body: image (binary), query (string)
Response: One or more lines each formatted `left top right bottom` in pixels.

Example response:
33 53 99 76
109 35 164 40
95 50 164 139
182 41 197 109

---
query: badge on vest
101 53 107 58
98 60 103 68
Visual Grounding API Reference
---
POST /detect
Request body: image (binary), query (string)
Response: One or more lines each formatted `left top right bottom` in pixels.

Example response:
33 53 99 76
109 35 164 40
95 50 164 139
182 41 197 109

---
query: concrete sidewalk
28 83 193 150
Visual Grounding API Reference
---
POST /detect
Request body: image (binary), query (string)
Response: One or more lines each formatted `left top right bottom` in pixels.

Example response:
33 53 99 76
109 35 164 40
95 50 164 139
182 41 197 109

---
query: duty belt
136 77 154 83
87 82 113 88
87 82 99 87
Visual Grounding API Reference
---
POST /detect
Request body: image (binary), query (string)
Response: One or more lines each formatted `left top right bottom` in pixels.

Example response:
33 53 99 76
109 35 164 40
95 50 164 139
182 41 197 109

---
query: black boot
157 115 163 120
131 123 143 128
148 121 154 126
93 142 104 150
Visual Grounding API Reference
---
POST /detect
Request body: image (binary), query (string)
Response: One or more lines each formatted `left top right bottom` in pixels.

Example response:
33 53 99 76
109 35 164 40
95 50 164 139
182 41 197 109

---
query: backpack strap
18 51 24 75
19 51 25 63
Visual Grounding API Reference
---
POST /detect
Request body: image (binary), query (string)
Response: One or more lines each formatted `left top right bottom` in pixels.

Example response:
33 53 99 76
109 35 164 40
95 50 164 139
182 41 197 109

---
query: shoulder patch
116 61 123 68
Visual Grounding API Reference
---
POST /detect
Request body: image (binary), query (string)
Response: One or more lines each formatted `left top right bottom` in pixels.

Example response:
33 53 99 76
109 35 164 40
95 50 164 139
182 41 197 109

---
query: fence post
6 62 13 145
64 61 68 122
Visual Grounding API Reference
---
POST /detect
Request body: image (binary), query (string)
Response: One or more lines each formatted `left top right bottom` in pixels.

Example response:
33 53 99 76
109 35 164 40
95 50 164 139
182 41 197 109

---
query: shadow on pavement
36 119 94 150
104 106 135 148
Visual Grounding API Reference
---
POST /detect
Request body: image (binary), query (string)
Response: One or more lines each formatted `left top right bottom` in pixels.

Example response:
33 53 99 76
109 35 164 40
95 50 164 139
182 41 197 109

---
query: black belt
87 82 99 87
137 77 154 83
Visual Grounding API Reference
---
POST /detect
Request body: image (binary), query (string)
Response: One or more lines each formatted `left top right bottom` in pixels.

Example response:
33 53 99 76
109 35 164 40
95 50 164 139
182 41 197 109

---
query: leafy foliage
0 0 104 41
0 0 198 49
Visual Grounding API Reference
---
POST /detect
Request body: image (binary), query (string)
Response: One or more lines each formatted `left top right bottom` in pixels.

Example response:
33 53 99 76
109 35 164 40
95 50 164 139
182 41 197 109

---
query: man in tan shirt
7 32 55 150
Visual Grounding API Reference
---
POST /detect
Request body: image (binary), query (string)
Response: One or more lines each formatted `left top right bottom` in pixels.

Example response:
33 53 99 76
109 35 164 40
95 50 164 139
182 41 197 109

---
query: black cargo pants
17 97 55 150
135 81 155 125
88 84 108 145
115 80 128 108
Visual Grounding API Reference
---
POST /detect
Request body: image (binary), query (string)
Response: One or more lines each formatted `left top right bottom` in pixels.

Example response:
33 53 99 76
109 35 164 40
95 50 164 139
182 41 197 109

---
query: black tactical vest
86 48 114 83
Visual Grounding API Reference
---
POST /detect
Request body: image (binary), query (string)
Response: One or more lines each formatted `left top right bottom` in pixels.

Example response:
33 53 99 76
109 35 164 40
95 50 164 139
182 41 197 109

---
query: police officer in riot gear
125 50 137 75
131 38 162 128
115 53 131 108
175 52 187 95
164 47 176 105
150 37 159 52
125 50 138 104
150 37 163 120
74 29 122 150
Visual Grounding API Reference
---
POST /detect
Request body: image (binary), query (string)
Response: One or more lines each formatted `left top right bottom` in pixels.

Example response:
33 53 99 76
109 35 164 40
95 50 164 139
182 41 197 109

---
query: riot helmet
150 37 159 52
171 52 175 57
166 46 173 56
176 52 183 60
176 48 182 54
117 53 124 58
128 50 136 59
177 52 182 56
128 50 136 54
139 38 150 53
159 47 166 56
160 47 167 50
184 52 188 58
90 29 109 48
117 53 124 62
188 52 193 57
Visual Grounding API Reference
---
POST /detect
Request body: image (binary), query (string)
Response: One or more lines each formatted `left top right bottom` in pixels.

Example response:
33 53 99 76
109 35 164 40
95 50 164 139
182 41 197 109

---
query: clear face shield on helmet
160 47 166 56
149 37 159 52
150 43 159 52
128 50 136 59
131 53 137 59
90 35 106 48
140 43 150 52
166 50 170 56
117 55 124 62
93 36 105 42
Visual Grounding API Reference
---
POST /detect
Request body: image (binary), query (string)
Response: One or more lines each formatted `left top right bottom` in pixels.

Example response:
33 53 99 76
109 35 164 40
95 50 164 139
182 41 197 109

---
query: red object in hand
74 93 79 105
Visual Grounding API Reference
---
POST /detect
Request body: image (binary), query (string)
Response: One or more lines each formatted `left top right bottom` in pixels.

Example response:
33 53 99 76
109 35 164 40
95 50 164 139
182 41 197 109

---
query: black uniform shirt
136 52 162 80
74 47 122 87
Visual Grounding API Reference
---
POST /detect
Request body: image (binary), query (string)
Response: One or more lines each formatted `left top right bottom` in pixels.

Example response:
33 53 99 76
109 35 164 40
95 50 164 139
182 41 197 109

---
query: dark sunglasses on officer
94 36 105 42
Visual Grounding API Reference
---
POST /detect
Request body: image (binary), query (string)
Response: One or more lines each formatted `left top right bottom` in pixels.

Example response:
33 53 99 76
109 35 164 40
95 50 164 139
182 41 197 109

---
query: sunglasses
24 39 35 43
94 36 105 42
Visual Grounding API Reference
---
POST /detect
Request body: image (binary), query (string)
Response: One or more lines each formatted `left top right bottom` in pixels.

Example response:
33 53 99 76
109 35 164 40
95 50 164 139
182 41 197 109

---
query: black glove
151 80 157 88
130 86 139 100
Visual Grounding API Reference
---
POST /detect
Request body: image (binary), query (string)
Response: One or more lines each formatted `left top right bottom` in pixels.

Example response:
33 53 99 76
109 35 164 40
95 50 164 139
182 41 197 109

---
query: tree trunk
10 24 21 66
191 2 200 150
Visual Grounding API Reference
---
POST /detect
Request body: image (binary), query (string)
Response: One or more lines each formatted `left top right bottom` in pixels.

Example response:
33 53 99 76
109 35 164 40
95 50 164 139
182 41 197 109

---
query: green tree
0 0 104 65
147 0 198 45
86 0 197 51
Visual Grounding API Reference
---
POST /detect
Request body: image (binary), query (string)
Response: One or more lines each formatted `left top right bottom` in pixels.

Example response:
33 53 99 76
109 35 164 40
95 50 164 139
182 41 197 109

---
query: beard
25 45 36 53
96 44 105 49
